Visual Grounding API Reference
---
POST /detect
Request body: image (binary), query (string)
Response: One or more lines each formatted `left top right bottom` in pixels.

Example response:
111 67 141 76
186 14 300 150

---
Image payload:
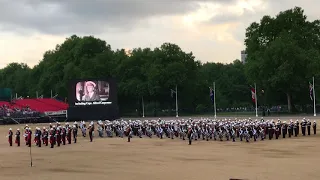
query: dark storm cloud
0 0 236 35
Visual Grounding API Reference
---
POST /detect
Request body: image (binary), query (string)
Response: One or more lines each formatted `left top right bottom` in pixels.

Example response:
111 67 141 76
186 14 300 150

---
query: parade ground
0 116 320 180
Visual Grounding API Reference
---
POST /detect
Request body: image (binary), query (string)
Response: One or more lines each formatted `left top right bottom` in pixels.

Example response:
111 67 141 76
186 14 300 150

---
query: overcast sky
0 0 319 68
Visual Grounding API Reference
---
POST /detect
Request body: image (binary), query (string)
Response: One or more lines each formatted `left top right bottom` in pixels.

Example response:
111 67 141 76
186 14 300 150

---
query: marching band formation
6 117 317 147
7 121 94 148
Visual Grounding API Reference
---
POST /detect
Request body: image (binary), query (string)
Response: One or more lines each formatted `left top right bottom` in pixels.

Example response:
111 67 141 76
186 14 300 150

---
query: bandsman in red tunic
88 124 94 142
37 127 42 147
42 127 48 146
8 128 13 146
126 126 132 142
61 127 66 145
49 128 55 148
56 127 61 147
67 126 72 144
187 126 193 145
24 125 29 145
52 125 56 145
72 125 78 143
34 127 39 146
275 122 280 139
27 127 32 147
15 128 20 146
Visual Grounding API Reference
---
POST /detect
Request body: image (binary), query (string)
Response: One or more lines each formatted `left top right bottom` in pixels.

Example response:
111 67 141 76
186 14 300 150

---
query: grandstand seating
14 98 68 113
0 101 23 109
37 98 68 109
0 101 10 107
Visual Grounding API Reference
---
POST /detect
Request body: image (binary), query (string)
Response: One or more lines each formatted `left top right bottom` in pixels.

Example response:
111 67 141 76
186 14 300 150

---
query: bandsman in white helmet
15 128 20 146
8 128 13 146
301 119 306 136
307 119 312 135
88 124 94 142
312 120 317 135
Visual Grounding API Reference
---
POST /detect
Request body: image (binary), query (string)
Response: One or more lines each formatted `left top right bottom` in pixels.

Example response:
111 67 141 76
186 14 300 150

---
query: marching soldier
296 120 300 135
24 126 29 145
88 124 94 142
282 121 287 138
56 127 61 146
288 121 292 138
301 120 306 136
67 126 72 144
313 120 317 135
268 123 274 140
36 127 42 147
49 128 55 148
277 119 281 136
187 125 193 145
72 125 78 143
42 127 48 146
61 127 66 145
27 128 32 147
293 120 298 137
275 122 280 139
52 125 56 145
126 125 133 142
34 127 38 146
15 129 20 146
307 120 311 135
8 128 13 146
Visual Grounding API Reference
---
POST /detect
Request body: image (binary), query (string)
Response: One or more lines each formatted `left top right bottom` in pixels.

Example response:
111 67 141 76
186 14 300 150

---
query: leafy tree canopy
1 7 319 115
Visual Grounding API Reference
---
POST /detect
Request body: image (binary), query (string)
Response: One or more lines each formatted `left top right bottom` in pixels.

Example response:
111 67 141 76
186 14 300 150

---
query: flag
171 89 174 97
251 87 256 103
210 87 214 104
309 82 313 101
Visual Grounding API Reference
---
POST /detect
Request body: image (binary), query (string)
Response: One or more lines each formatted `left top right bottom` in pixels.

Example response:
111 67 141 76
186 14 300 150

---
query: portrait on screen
75 81 110 102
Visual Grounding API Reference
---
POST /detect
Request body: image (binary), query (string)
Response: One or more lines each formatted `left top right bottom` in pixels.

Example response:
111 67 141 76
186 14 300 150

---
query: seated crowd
0 104 40 118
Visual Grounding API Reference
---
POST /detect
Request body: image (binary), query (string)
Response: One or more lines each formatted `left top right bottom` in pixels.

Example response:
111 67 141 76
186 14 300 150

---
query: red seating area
0 101 37 118
37 98 68 109
14 98 68 113
0 101 23 109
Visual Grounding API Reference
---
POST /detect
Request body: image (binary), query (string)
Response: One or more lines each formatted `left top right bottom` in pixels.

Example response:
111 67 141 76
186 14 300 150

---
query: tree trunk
286 93 292 113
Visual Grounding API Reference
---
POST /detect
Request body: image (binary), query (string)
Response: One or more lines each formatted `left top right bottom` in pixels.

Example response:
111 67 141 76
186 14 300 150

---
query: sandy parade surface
0 116 320 180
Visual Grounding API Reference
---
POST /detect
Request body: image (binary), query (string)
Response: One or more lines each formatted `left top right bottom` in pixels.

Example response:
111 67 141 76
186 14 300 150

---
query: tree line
0 6 319 116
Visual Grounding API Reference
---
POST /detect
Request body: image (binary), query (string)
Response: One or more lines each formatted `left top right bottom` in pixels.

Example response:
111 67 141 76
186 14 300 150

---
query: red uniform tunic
15 131 20 146
24 129 28 145
8 130 13 146
27 130 32 147
42 130 48 146
67 127 72 144
56 129 61 146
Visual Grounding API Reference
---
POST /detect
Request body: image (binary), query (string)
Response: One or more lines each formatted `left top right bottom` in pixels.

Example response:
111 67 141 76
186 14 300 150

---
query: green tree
244 7 320 112
0 63 31 97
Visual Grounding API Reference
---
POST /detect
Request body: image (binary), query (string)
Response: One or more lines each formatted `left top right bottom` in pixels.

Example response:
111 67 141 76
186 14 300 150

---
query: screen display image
76 80 109 100
72 80 114 106
68 78 119 120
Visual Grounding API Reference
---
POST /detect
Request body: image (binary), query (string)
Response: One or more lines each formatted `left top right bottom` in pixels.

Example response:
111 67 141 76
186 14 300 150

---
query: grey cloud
0 0 235 35
209 8 256 25
208 0 320 44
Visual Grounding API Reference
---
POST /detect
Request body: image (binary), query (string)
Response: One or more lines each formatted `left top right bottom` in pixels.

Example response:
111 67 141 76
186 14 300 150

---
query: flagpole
142 96 145 117
213 82 217 119
50 90 53 98
175 85 179 118
255 83 258 117
313 76 316 116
